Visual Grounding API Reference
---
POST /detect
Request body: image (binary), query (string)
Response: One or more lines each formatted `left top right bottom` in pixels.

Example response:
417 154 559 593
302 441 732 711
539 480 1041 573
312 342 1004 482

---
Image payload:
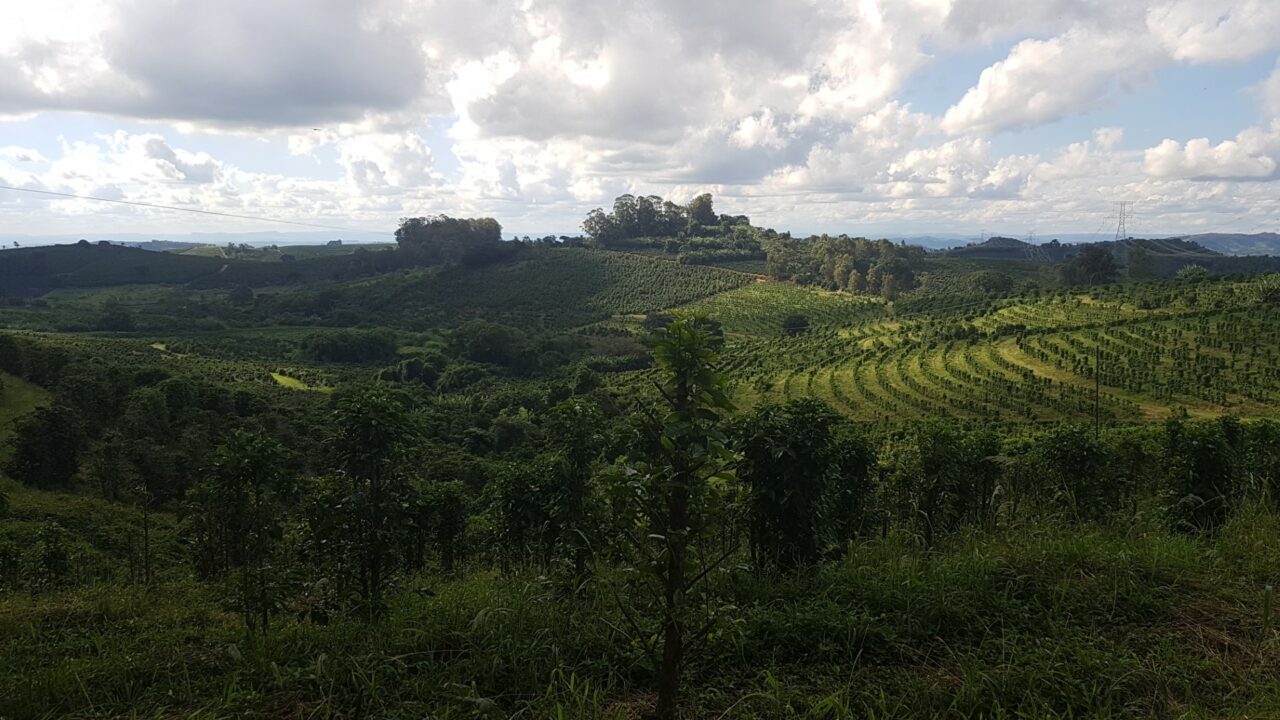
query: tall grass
4 512 1280 719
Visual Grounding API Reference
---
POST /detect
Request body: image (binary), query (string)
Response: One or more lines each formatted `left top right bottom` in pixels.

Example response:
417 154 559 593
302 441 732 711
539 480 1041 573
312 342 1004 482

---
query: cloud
1146 0 1280 63
941 29 1162 135
4 0 1280 237
0 146 47 163
339 133 441 192
1143 132 1279 180
0 0 436 128
1256 61 1280 120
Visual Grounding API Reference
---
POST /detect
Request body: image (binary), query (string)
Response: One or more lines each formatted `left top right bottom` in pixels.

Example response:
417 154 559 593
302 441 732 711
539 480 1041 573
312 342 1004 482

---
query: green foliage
301 328 398 363
187 429 292 631
447 319 529 368
625 311 739 719
1060 245 1120 286
318 386 422 618
1034 425 1113 522
883 423 1001 547
4 404 86 488
394 214 509 267
1162 417 1239 533
767 235 924 298
1176 264 1210 282
780 312 809 336
420 479 468 574
737 399 844 569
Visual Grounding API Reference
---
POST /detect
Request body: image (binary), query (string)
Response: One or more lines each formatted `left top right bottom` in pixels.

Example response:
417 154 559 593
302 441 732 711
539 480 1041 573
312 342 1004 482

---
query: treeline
583 193 726 245
581 193 778 266
5 315 1280 717
766 235 927 299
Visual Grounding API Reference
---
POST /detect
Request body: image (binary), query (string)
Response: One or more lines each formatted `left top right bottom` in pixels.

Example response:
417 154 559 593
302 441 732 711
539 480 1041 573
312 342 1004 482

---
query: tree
302 329 398 364
421 480 467 575
394 215 506 266
4 405 85 489
1035 425 1111 523
687 193 717 226
86 430 131 502
1257 274 1280 305
1060 245 1119 286
622 312 738 720
542 399 605 576
781 313 809 337
228 285 255 306
1163 418 1238 533
736 399 841 570
97 300 136 331
447 320 529 369
582 208 619 246
885 424 1000 548
328 387 421 619
188 430 291 632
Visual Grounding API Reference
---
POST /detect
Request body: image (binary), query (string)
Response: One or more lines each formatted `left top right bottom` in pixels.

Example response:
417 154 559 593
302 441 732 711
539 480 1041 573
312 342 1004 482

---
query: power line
0 184 387 236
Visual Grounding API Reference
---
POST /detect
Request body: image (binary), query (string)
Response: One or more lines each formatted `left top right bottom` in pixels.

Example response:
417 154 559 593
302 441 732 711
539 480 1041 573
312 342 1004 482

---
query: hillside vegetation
4 207 1280 719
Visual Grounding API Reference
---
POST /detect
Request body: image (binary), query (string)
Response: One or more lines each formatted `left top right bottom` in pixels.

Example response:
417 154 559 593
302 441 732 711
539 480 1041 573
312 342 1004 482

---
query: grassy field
3 483 1278 719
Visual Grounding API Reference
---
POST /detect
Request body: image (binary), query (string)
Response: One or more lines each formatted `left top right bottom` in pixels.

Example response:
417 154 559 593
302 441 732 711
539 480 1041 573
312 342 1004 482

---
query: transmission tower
1113 201 1134 280
1114 201 1130 242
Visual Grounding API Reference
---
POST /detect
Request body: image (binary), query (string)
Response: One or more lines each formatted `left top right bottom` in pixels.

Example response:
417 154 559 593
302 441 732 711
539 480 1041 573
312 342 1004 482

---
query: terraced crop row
631 274 1280 423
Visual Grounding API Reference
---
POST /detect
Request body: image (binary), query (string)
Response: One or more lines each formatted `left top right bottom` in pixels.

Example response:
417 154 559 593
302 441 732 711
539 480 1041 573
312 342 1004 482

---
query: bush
781 313 809 336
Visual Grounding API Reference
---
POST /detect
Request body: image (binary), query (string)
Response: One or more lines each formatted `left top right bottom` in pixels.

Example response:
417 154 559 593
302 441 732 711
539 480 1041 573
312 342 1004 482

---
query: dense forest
3 204 1280 718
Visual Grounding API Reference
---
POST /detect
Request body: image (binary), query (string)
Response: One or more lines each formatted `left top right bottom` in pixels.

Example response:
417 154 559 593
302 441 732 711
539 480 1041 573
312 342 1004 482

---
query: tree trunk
655 477 689 720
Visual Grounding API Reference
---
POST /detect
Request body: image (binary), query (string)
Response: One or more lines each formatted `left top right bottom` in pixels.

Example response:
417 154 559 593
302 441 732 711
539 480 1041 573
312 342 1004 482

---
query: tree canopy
394 215 508 267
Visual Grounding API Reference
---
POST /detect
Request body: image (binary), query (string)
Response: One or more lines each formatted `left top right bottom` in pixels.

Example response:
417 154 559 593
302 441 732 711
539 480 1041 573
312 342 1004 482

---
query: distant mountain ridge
1177 233 1280 257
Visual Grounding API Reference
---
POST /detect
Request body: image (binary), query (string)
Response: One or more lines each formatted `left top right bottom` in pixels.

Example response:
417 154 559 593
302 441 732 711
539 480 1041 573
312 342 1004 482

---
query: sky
2 0 1280 241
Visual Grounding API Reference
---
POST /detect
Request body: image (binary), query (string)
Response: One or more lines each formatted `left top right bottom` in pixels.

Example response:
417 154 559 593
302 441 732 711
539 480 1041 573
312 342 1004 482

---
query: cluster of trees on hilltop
582 193 757 247
394 215 515 267
766 235 926 299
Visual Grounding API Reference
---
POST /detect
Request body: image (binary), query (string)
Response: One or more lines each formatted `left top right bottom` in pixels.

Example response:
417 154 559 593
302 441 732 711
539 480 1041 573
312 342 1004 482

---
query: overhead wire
0 184 388 236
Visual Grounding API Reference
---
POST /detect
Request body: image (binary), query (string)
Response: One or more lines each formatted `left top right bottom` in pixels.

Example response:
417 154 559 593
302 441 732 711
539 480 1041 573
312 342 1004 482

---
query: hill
0 241 416 296
175 242 396 262
1181 232 1280 256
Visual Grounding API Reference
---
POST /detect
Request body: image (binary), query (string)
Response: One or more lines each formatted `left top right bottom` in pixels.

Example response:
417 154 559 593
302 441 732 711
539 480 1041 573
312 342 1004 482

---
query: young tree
542 399 606 576
736 399 841 570
329 387 421 620
1163 418 1238 533
188 430 292 632
1035 425 1111 523
621 312 738 720
420 480 467 575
